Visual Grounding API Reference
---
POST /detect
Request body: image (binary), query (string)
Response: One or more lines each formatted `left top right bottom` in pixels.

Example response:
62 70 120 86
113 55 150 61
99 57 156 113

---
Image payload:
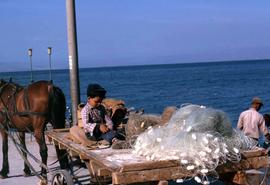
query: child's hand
100 124 109 133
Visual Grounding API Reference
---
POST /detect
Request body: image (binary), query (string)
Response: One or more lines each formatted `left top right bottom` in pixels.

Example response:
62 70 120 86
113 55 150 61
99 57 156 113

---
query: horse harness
0 81 48 128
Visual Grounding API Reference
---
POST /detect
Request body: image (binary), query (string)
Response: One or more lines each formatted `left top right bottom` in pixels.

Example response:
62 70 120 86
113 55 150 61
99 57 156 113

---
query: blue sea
1 60 269 128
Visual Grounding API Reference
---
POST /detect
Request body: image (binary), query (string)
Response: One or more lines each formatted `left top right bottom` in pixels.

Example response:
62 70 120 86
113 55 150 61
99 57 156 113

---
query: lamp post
28 48 33 83
48 47 52 82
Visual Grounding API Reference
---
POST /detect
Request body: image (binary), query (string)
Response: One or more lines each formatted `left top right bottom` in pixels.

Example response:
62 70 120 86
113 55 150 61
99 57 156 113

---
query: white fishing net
132 104 257 184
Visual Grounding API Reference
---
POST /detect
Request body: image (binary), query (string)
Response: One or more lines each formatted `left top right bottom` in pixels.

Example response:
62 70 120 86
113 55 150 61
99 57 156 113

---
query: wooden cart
46 129 269 185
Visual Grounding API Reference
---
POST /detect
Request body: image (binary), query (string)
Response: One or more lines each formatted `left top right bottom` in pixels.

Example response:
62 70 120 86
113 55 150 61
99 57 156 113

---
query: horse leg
18 132 31 176
34 129 48 178
0 129 9 178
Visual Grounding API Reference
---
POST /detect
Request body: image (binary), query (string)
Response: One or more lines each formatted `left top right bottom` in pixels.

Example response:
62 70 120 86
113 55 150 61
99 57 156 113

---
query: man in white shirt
237 97 270 141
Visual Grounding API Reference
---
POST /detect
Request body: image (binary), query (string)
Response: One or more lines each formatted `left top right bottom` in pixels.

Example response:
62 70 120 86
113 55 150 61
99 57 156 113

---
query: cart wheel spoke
51 170 74 185
52 174 62 185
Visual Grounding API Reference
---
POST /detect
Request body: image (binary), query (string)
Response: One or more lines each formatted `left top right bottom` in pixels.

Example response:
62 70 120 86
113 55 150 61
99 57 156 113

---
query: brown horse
0 80 68 178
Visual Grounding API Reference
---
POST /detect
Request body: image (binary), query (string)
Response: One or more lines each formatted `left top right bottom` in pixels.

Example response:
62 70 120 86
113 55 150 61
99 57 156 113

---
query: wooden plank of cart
46 128 269 185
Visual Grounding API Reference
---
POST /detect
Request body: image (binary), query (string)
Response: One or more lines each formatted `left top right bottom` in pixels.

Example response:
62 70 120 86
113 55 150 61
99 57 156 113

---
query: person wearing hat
237 97 270 141
81 83 117 144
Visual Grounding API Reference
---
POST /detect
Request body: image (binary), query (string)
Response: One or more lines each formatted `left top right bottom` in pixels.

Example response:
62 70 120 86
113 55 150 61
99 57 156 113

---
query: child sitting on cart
81 83 118 145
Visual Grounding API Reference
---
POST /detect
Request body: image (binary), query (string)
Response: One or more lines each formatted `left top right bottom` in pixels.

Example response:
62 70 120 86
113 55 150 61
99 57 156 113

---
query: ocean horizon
2 58 269 73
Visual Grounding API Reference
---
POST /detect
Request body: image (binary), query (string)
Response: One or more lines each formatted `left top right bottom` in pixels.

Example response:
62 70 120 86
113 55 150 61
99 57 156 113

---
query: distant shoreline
1 58 269 74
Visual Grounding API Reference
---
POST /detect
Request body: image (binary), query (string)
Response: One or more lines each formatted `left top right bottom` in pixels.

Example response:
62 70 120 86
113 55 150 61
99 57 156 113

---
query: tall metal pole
28 48 34 83
66 0 80 125
48 47 52 82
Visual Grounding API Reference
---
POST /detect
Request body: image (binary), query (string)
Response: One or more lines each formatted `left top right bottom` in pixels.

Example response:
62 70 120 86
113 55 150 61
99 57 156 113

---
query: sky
0 0 270 72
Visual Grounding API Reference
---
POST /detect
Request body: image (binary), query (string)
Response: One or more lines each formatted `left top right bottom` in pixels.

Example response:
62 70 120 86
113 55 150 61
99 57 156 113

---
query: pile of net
132 104 257 184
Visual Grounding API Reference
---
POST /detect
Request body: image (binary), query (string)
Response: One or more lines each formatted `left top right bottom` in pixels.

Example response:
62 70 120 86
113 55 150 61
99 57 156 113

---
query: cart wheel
51 170 74 185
